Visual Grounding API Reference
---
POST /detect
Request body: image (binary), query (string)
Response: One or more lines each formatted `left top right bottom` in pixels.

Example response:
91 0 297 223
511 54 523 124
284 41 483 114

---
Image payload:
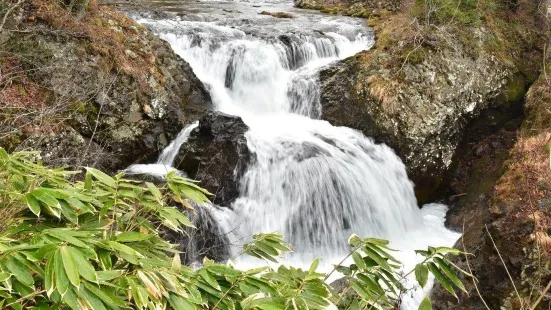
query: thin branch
485 224 523 307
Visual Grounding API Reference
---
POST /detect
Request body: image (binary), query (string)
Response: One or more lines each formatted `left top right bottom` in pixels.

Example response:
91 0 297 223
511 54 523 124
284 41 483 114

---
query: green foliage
0 148 468 309
412 0 482 26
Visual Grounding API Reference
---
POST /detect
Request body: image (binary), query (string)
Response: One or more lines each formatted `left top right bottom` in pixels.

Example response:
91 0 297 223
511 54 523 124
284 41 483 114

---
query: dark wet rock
164 202 231 263
175 112 251 207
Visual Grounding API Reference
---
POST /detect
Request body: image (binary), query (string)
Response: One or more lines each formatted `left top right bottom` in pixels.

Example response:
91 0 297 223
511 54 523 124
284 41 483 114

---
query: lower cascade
131 5 461 308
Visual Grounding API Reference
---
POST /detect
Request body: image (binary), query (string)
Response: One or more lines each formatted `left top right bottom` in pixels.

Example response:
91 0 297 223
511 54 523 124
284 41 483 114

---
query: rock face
0 1 211 172
320 50 525 201
429 45 551 309
317 0 547 201
294 0 401 17
175 112 251 207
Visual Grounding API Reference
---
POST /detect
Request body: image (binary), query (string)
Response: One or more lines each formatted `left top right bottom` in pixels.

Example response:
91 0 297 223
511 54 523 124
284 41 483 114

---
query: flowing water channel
130 2 461 307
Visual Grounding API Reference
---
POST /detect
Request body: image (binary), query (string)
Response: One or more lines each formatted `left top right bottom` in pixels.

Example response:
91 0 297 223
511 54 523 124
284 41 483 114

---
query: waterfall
124 121 198 178
157 121 199 166
135 12 460 309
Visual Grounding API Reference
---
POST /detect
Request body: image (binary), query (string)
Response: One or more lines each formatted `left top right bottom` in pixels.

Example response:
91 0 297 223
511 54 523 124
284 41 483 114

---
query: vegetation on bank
0 148 471 309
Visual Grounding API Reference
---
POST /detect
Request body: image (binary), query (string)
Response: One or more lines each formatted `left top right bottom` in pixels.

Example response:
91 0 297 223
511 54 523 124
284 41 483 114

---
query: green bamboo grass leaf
169 293 199 310
116 232 154 243
357 273 384 295
61 287 81 310
60 246 80 287
84 171 93 191
59 200 78 224
415 264 429 288
46 230 88 248
83 281 125 308
68 247 96 283
418 297 432 310
145 182 162 202
349 279 372 300
44 256 55 297
76 285 107 310
352 252 366 270
434 247 463 255
5 256 33 286
433 257 467 293
0 272 10 282
129 278 149 309
199 269 221 291
309 258 319 274
54 250 69 296
362 244 391 271
427 262 456 298
172 253 181 272
25 193 41 216
85 168 116 187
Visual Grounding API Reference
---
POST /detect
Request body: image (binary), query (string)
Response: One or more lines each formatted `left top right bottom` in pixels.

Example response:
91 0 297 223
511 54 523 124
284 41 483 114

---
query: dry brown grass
492 131 551 255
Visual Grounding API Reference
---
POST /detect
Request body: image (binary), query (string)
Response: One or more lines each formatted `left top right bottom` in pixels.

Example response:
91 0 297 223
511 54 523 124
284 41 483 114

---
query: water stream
130 2 461 308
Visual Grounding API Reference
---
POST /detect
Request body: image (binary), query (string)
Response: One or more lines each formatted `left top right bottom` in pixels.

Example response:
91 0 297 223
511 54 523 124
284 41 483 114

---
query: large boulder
318 0 547 202
320 50 524 201
0 0 211 172
175 112 251 207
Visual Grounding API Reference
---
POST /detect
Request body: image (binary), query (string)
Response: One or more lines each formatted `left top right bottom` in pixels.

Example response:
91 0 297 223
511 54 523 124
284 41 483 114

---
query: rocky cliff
431 47 551 309
0 0 211 173
317 0 547 201
308 0 551 306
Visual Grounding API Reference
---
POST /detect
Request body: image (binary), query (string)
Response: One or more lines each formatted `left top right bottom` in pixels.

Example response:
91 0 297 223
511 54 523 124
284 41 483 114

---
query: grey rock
175 112 252 207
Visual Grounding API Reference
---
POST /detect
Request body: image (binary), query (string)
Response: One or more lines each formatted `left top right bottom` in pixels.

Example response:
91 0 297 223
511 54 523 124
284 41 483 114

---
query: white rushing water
135 6 460 308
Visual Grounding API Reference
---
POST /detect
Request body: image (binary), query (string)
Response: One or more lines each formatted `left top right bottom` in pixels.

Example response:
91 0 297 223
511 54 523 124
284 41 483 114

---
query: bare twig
461 221 491 310
0 0 24 32
485 224 523 307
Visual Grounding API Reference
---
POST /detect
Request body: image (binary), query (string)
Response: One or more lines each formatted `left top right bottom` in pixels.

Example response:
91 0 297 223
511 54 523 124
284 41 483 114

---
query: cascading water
134 3 460 308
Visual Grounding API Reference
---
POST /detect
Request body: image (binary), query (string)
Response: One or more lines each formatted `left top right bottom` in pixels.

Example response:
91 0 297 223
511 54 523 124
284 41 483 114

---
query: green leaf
146 182 162 202
415 263 429 288
309 258 319 274
83 282 125 308
418 297 432 310
46 230 88 248
6 256 34 286
349 279 372 300
60 246 80 287
25 193 41 216
116 232 154 243
85 167 116 187
129 278 149 309
199 269 221 291
428 262 456 298
352 252 366 270
172 253 181 272
54 249 69 296
106 241 142 264
44 255 55 297
76 285 107 310
97 270 124 282
434 247 463 255
169 293 199 310
68 247 96 283
434 257 466 293
61 287 80 310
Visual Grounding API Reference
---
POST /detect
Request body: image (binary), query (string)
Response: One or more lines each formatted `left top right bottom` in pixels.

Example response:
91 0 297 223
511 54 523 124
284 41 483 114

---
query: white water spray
136 10 460 309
